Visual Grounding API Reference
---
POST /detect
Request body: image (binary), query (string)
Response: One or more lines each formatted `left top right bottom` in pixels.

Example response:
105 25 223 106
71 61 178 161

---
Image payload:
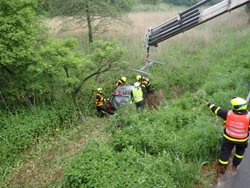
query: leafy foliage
0 0 41 103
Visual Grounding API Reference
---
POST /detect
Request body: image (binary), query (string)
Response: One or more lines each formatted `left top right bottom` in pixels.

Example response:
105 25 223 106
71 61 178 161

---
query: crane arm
145 0 250 48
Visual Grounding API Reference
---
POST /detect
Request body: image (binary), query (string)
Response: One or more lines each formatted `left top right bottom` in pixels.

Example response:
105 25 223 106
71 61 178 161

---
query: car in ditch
106 85 135 111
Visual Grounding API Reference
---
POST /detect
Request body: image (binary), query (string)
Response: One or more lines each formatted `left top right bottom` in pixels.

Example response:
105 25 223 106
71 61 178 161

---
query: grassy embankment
1 5 250 187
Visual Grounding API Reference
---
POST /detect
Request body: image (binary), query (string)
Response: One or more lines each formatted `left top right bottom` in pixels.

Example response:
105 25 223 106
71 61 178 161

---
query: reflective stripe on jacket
132 87 143 103
96 94 104 106
141 77 150 87
225 110 250 140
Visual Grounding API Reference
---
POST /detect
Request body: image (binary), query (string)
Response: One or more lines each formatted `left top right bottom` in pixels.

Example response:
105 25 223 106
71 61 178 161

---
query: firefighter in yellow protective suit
131 82 144 111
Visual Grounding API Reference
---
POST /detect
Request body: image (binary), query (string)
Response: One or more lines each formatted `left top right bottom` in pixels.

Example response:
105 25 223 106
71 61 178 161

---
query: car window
114 85 135 96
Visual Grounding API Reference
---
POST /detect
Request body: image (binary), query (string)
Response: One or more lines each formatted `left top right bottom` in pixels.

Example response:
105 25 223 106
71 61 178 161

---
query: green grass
0 102 76 185
61 20 250 188
2 7 250 188
2 115 109 187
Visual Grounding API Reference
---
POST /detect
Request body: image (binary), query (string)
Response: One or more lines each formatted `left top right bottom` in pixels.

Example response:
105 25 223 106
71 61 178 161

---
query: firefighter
131 82 144 111
136 75 151 94
96 88 114 117
207 97 250 182
116 76 127 87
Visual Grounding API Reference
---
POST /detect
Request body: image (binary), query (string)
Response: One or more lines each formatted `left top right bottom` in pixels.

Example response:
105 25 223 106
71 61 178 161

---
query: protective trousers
135 101 144 111
96 106 106 117
217 137 248 174
96 105 114 117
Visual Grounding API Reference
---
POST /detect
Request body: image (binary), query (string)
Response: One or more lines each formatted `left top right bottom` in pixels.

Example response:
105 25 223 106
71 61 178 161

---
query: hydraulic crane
133 0 250 75
145 0 250 51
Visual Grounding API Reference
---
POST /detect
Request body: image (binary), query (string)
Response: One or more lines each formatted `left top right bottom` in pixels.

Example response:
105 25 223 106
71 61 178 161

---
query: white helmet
134 82 140 88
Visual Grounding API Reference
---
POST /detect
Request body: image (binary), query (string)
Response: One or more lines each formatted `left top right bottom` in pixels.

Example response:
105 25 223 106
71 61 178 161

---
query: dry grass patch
46 12 177 37
46 8 248 39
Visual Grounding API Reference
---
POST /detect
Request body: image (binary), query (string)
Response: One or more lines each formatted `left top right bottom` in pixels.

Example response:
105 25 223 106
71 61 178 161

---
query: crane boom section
145 0 250 48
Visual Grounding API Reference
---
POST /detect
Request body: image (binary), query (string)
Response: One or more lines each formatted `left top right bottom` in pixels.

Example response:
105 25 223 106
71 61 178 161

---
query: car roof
109 85 136 107
115 85 135 91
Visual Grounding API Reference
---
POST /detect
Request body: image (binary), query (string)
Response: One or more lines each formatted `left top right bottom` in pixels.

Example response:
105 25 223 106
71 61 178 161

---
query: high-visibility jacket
132 87 143 103
225 110 250 140
96 93 104 106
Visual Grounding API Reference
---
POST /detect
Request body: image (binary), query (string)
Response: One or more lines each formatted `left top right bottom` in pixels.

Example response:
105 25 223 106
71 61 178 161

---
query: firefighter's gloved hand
206 102 211 107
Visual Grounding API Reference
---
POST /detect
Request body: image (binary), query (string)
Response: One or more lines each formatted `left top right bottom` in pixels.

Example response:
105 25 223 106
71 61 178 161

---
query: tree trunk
86 2 93 44
247 4 250 24
71 91 77 107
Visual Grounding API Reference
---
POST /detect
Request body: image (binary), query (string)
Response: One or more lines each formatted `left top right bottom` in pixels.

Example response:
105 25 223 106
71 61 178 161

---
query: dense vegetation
0 0 249 187
62 33 250 187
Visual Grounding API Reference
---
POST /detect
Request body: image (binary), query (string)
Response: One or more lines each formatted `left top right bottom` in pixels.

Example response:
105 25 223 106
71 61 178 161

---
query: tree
0 0 41 105
0 0 128 112
246 4 250 24
46 0 134 44
36 38 127 106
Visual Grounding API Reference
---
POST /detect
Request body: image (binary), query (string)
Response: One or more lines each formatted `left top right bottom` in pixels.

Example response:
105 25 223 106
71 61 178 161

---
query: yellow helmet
121 76 127 82
230 97 247 111
97 88 103 92
136 75 142 81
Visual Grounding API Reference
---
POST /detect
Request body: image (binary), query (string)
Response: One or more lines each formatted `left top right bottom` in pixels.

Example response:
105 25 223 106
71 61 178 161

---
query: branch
63 65 70 78
1 65 14 75
74 66 102 95
74 62 114 95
